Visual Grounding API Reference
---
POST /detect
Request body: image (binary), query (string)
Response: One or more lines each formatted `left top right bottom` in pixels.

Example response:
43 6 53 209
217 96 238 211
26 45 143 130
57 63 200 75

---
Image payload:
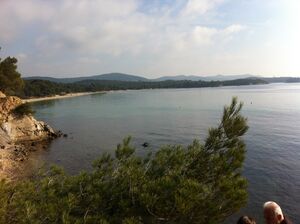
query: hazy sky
0 0 299 78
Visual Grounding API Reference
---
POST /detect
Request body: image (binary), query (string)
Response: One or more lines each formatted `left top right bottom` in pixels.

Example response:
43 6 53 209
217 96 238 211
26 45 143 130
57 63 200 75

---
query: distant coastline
22 78 268 99
22 91 105 103
20 74 300 103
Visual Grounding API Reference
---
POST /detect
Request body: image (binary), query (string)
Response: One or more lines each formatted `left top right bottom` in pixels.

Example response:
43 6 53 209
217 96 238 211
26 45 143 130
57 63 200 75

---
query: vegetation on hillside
22 78 267 98
12 103 35 117
0 56 24 96
0 98 248 224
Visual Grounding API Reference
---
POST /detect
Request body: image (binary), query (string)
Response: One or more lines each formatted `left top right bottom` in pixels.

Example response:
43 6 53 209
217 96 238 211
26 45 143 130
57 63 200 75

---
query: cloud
1 0 233 53
16 53 27 60
181 0 225 16
222 24 246 35
29 0 151 56
0 0 252 77
192 26 218 45
0 0 53 42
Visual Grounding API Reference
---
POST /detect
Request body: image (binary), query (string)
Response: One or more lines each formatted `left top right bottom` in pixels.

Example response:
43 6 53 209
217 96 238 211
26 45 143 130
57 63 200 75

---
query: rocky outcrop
2 115 56 142
0 91 58 179
0 95 22 122
0 91 6 98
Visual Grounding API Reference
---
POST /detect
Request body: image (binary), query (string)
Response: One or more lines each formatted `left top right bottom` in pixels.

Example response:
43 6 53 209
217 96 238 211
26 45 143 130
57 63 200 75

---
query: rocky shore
0 91 60 179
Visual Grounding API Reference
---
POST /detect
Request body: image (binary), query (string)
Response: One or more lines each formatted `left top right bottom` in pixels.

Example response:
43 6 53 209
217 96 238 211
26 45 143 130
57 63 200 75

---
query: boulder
0 91 6 98
3 116 56 142
0 93 55 141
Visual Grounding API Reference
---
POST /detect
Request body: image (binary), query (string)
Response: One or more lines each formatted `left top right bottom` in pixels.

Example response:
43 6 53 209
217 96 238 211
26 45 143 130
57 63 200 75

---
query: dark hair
237 216 256 224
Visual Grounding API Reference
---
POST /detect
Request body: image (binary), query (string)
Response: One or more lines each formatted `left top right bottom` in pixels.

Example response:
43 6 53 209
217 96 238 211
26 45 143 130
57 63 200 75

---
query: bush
12 103 35 116
0 56 24 95
0 98 248 224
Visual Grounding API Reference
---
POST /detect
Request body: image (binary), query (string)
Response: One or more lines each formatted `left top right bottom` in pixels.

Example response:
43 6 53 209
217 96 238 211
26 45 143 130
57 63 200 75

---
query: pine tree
0 54 24 95
0 98 248 223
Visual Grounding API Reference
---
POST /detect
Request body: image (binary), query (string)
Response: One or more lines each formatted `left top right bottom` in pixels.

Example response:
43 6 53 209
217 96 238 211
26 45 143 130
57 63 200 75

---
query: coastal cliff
0 91 58 179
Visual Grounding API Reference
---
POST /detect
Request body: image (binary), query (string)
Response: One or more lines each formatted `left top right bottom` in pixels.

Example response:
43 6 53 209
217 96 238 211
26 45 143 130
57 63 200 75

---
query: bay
30 83 300 223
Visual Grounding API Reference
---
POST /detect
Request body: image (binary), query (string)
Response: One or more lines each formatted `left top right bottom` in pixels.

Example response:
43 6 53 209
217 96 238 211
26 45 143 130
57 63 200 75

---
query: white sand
22 91 105 103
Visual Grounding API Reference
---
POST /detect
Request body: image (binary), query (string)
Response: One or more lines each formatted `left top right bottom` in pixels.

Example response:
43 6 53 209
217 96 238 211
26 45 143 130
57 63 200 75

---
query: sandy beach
22 91 105 103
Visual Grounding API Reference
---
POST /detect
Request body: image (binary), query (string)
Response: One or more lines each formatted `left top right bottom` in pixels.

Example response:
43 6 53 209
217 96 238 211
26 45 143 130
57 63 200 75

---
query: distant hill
203 74 256 81
24 73 300 83
24 73 148 83
23 76 62 83
154 75 203 81
260 77 300 83
24 73 256 83
154 74 256 81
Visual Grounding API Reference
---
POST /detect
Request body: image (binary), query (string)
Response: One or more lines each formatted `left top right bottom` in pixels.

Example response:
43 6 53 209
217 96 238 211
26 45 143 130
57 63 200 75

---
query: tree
22 78 267 98
0 55 24 95
0 98 248 224
12 103 35 117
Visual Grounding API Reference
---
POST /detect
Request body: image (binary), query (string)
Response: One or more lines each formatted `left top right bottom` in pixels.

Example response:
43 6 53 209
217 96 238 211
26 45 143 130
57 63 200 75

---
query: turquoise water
31 83 300 222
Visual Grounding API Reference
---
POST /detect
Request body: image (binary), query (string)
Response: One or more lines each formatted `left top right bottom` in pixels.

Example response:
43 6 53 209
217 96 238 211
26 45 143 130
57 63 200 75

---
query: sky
0 0 299 78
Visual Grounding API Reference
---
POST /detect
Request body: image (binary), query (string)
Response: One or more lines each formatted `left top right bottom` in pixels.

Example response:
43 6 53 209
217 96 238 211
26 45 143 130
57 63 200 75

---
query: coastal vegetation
0 56 24 96
12 103 35 117
22 78 267 98
1 53 249 222
0 98 249 224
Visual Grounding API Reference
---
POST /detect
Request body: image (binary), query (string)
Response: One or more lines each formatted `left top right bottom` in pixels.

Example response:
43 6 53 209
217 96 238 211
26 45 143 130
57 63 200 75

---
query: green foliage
22 80 75 98
0 57 24 95
0 98 248 223
12 103 35 117
22 78 268 98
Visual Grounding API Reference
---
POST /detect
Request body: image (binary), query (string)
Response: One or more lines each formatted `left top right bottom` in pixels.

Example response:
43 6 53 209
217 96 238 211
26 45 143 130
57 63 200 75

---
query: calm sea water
30 83 300 223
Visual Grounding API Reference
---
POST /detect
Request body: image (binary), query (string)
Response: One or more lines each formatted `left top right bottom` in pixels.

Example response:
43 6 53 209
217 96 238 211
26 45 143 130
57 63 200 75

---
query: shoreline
21 82 272 104
22 91 105 103
0 139 53 180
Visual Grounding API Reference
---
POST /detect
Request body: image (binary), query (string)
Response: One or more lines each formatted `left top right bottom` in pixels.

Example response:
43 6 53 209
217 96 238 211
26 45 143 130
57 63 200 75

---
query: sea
28 83 300 223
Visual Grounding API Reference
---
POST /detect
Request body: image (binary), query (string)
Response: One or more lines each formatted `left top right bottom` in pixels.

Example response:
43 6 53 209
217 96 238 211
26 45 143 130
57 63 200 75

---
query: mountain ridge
24 73 300 83
24 73 258 83
153 74 256 81
24 73 148 83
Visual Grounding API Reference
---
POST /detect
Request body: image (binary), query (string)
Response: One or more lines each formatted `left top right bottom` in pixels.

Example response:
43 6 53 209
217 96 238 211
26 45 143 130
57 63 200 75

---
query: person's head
237 216 256 224
263 201 284 224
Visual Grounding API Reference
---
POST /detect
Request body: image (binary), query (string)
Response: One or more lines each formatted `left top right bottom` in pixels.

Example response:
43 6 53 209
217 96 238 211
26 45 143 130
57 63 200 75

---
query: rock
30 147 37 152
0 93 57 142
0 91 6 98
0 93 58 179
3 116 56 141
57 130 63 137
63 134 68 138
0 95 23 120
142 142 149 147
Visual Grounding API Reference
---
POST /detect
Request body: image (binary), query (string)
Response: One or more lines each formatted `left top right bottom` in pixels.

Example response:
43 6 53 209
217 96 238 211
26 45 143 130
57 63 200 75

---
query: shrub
0 98 248 224
0 56 24 95
12 103 35 117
